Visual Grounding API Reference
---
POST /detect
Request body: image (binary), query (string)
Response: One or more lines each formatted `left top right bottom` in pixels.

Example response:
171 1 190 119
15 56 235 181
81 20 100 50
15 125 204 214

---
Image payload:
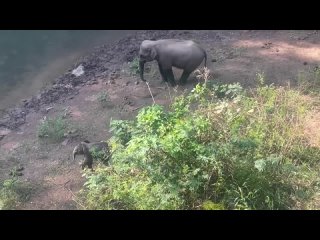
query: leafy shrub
37 115 68 142
79 75 320 210
129 57 140 76
0 177 33 210
90 145 112 166
97 91 112 108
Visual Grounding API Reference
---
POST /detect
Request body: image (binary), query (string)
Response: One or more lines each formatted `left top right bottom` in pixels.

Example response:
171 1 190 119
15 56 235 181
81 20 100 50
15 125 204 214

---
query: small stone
70 129 77 134
0 135 4 141
135 81 140 85
303 62 308 65
211 59 217 62
125 81 130 86
46 107 53 113
62 138 70 146
9 170 23 177
16 165 24 172
0 128 11 136
276 48 279 52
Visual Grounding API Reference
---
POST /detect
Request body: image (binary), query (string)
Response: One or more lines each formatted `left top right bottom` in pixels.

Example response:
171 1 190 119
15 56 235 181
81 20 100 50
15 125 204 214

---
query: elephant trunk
73 148 77 161
139 60 146 82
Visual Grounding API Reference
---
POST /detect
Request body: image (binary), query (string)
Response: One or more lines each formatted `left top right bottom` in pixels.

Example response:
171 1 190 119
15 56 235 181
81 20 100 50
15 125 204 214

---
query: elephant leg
158 63 168 83
179 70 192 85
164 68 177 87
81 161 85 170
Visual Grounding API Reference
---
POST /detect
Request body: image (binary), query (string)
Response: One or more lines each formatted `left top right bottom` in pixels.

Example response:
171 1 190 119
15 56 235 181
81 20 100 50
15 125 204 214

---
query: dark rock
16 165 24 172
9 171 23 176
87 81 98 85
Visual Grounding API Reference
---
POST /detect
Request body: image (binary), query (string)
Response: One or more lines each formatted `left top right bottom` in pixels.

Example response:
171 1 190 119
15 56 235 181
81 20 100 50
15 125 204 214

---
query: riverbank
0 30 173 129
1 30 320 209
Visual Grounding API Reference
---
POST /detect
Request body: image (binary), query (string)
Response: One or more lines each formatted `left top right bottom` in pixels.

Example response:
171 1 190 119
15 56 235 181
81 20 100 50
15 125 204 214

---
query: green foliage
207 81 244 99
37 115 68 142
0 177 33 210
90 146 111 166
256 71 266 86
129 57 140 76
298 67 320 94
97 91 111 108
109 120 133 146
202 200 225 210
80 75 320 210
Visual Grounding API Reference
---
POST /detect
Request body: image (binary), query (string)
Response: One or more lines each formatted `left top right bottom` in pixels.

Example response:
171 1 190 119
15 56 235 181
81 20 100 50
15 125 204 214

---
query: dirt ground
0 30 320 210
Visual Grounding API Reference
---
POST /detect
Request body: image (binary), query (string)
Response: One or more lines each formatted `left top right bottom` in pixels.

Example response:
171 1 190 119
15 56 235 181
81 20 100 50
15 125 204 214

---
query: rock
72 65 85 77
46 107 53 113
70 129 77 134
62 138 70 146
0 128 11 136
16 165 24 172
95 71 108 78
211 59 217 62
303 62 308 65
87 81 98 85
0 135 4 141
135 81 140 85
9 171 23 176
125 81 130 86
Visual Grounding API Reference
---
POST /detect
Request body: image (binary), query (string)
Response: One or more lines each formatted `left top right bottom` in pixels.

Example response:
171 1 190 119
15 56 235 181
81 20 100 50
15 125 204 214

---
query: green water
0 30 136 111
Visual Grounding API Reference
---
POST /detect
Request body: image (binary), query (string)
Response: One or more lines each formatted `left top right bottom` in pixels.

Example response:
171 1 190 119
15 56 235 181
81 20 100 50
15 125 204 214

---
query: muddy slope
0 30 192 130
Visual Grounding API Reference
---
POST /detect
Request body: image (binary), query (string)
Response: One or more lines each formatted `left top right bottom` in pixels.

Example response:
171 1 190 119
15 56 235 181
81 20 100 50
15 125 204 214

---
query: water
0 30 136 111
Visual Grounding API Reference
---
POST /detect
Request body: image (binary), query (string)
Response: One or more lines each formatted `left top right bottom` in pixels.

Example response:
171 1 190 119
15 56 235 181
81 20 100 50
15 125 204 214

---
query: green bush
90 146 112 166
97 91 112 108
0 177 33 210
79 78 320 210
129 57 140 76
37 115 68 142
298 67 320 94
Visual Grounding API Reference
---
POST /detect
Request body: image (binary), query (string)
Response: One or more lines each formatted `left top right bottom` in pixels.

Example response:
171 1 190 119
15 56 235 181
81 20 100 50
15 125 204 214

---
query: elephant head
139 40 157 82
72 143 83 161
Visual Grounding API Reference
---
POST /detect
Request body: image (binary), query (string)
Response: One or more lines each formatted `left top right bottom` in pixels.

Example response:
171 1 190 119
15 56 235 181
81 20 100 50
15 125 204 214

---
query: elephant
72 140 110 170
139 39 207 87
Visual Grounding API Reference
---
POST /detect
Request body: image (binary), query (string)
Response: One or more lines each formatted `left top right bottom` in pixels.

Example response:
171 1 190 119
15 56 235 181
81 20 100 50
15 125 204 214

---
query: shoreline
0 30 187 130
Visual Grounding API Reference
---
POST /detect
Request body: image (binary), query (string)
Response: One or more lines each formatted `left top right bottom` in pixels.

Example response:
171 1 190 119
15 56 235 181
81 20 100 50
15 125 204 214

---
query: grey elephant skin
139 39 207 86
72 141 110 170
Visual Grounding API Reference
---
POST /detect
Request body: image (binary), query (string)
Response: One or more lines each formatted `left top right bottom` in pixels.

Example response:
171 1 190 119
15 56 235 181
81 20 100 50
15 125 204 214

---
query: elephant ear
150 47 157 60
